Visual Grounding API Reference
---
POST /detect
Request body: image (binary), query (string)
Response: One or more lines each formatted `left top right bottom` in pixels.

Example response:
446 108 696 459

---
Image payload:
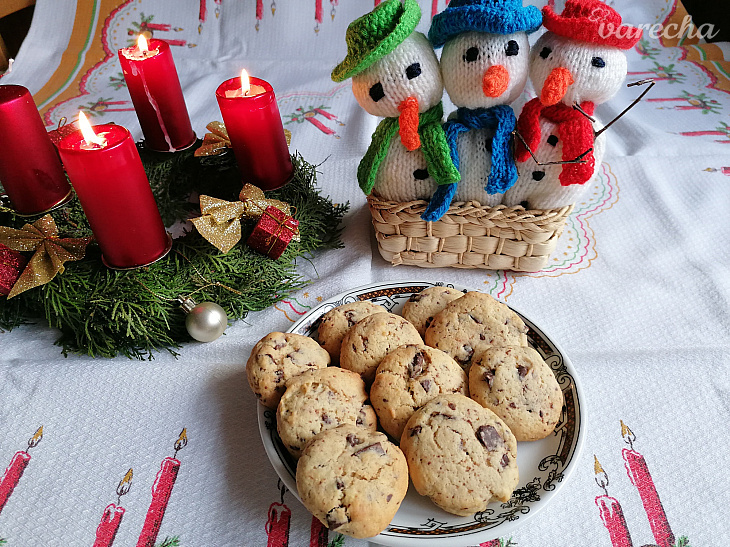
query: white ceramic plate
258 281 585 546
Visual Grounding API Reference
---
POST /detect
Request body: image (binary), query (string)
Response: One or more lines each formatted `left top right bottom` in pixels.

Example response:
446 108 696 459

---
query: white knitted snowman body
350 32 444 201
439 31 531 206
503 117 606 208
503 32 628 209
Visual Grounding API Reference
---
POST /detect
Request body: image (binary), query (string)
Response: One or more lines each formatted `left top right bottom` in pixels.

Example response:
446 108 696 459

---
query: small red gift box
246 206 299 259
0 243 27 296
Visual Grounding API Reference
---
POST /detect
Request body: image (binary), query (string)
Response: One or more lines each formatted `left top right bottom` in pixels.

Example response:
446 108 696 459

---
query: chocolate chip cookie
469 346 564 441
317 301 386 364
424 292 528 369
296 424 408 539
340 312 423 385
402 286 464 337
246 332 330 408
370 344 468 440
399 394 519 516
276 367 377 458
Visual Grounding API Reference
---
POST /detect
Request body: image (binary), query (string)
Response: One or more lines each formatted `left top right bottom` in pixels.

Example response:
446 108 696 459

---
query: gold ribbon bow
191 185 295 253
194 121 291 157
0 215 91 298
194 122 231 157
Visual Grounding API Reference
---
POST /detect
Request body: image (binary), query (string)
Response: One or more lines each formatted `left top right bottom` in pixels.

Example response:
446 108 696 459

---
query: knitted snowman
502 0 642 209
423 0 542 221
331 0 459 203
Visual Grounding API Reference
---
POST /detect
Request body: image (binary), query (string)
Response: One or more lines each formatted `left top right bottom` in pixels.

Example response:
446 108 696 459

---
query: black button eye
539 47 552 59
463 47 479 62
592 57 606 68
413 168 429 180
506 40 519 56
406 62 422 80
369 82 385 102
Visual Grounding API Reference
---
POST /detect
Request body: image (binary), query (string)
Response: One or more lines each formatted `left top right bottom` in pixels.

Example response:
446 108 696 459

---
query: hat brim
331 0 422 82
542 5 642 50
428 5 543 49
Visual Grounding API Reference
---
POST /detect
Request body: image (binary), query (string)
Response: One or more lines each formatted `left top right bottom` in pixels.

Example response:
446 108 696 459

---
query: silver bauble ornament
179 297 228 342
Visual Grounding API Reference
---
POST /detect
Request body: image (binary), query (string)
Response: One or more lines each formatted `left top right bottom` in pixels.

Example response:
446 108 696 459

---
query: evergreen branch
673 537 690 547
500 539 517 547
156 537 180 547
327 534 345 547
0 538 7 545
0 151 348 358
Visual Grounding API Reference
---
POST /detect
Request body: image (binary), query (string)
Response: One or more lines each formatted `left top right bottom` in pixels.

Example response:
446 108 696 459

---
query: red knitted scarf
515 98 596 186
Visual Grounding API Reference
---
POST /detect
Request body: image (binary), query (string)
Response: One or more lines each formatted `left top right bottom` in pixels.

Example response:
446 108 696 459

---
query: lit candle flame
594 455 604 476
240 69 251 96
594 454 609 493
137 34 149 53
28 426 43 449
174 428 188 454
117 468 133 498
78 111 106 147
620 420 636 448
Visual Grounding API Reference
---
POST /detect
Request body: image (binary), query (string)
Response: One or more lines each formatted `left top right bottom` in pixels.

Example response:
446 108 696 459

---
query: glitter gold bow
194 121 292 157
191 185 296 253
194 122 231 157
0 215 92 298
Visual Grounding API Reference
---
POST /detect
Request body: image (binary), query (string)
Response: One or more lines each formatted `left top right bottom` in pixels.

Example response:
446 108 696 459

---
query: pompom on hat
542 0 643 50
331 0 421 82
428 0 543 49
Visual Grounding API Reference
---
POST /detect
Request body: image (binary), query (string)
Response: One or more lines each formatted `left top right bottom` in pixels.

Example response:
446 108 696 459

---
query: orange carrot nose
540 67 574 106
398 96 421 151
482 65 510 98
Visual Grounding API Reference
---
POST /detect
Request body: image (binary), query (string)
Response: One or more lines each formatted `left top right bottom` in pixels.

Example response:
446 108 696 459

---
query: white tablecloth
1 1 729 545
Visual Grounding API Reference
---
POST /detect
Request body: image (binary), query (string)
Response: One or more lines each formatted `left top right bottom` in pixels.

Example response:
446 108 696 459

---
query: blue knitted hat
428 0 543 48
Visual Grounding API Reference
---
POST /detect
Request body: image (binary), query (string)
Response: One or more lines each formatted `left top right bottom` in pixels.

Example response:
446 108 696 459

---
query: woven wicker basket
367 194 573 271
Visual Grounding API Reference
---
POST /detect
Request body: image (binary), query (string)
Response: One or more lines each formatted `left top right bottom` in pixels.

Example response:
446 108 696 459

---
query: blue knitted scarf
422 105 517 221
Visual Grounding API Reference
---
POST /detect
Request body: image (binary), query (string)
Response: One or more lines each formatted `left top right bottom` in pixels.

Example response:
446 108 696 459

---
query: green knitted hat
331 0 422 82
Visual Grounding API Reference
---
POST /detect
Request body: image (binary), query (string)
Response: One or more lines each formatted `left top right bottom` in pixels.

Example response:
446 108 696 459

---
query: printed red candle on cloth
215 71 293 190
57 114 170 269
0 85 71 215
118 36 195 152
595 456 633 547
622 422 674 547
266 502 291 547
246 205 299 259
136 457 179 547
93 504 125 547
0 451 30 515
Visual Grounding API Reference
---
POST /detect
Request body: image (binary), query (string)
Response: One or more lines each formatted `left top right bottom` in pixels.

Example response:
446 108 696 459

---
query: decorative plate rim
257 281 586 545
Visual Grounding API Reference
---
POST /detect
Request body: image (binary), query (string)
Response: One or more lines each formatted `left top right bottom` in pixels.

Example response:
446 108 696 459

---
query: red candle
0 426 42 516
94 468 132 547
93 504 125 547
621 422 674 547
309 514 327 547
595 456 634 547
136 457 180 547
265 502 291 547
118 36 195 152
137 429 186 547
57 113 170 269
215 71 293 190
0 451 30 515
0 85 71 215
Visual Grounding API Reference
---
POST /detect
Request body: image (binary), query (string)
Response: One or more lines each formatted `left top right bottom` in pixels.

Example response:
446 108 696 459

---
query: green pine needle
327 534 345 547
673 537 690 547
0 538 7 545
156 537 180 547
500 539 517 547
0 150 348 359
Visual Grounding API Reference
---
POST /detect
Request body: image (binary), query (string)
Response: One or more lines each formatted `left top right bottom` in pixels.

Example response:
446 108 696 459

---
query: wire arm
575 79 656 138
512 129 593 166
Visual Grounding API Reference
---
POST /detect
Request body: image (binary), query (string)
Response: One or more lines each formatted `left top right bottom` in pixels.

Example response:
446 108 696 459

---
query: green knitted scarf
357 102 460 196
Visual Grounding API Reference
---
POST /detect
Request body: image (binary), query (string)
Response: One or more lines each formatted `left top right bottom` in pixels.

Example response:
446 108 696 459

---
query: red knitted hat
542 0 642 50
